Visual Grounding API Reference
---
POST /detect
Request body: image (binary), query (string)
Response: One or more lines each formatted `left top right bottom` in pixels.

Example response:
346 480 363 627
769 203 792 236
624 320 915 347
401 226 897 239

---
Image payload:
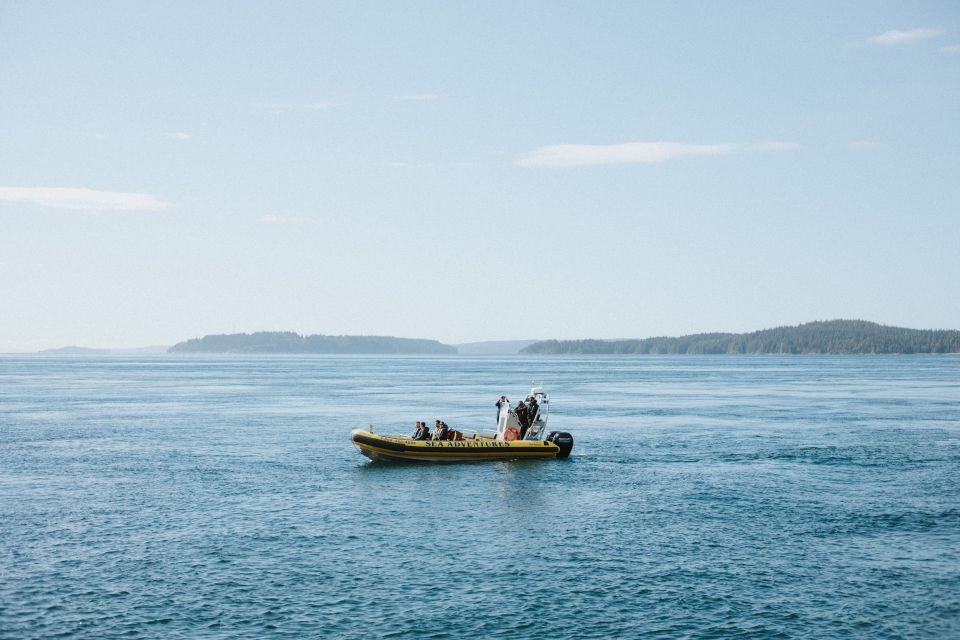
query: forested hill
168 332 457 354
521 321 960 355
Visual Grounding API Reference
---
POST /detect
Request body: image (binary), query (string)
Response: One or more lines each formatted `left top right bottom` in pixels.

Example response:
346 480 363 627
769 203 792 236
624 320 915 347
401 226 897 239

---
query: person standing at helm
527 395 539 425
516 400 530 439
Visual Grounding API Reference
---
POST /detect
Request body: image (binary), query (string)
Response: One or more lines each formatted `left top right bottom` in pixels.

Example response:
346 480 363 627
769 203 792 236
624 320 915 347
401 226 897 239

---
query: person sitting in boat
432 420 449 441
412 421 431 440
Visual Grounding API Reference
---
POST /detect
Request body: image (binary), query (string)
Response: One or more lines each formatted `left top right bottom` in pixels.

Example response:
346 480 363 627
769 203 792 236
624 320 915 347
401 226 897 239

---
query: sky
1 1 958 351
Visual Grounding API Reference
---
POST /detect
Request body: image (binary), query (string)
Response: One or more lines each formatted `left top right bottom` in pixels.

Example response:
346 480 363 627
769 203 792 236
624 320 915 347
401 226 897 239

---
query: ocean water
1 355 958 639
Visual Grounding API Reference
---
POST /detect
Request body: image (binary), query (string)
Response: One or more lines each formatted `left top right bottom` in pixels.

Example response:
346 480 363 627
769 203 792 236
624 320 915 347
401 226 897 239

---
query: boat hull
350 428 560 462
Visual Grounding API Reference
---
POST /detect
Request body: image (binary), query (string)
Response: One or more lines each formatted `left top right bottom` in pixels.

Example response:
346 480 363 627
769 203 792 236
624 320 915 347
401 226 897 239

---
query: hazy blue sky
1 1 958 350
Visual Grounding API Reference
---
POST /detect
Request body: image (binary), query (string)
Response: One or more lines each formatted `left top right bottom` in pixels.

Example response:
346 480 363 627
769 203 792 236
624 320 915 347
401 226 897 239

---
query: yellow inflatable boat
349 429 570 462
349 386 574 463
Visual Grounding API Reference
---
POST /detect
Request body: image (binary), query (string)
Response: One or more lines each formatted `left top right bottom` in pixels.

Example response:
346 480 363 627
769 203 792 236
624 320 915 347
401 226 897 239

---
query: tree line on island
165 321 960 355
168 331 456 354
521 320 960 355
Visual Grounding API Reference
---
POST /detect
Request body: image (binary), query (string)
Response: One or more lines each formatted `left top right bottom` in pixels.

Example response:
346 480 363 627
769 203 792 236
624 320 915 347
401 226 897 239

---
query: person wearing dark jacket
433 420 449 441
527 396 539 425
412 421 431 440
516 400 529 439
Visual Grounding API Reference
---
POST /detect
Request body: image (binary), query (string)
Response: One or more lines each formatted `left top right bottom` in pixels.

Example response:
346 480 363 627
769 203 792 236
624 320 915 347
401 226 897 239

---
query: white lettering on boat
421 441 518 448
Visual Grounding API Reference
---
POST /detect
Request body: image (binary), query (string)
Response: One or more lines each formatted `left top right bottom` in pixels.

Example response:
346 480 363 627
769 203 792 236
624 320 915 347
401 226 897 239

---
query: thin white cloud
941 44 960 53
396 93 439 102
0 187 166 211
517 141 799 168
869 27 942 46
848 140 879 150
164 132 191 141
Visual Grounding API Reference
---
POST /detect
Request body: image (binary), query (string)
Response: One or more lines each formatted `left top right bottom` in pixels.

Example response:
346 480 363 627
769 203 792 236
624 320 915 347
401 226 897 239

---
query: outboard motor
546 431 574 459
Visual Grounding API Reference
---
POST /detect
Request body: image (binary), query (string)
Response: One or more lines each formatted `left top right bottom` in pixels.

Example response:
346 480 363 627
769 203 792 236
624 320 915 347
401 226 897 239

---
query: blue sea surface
1 355 958 639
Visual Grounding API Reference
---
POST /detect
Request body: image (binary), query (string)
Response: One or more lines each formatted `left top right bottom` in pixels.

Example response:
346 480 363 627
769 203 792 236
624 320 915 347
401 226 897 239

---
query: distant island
521 320 960 355
34 345 169 355
168 331 457 354
455 340 540 355
38 346 111 355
